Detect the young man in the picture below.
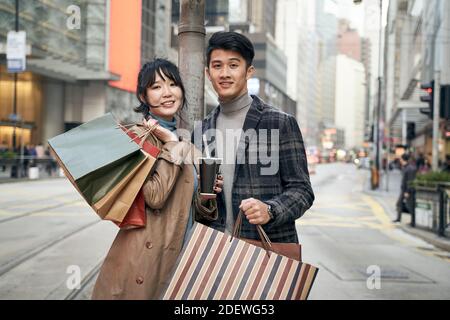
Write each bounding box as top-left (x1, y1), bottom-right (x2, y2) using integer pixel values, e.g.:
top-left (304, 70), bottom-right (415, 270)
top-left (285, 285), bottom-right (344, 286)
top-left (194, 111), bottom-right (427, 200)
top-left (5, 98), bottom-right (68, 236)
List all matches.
top-left (193, 31), bottom-right (314, 243)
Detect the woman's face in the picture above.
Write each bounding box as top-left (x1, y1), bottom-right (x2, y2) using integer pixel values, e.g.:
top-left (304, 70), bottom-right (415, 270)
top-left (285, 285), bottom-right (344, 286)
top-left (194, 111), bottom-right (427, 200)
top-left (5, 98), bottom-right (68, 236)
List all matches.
top-left (144, 71), bottom-right (183, 121)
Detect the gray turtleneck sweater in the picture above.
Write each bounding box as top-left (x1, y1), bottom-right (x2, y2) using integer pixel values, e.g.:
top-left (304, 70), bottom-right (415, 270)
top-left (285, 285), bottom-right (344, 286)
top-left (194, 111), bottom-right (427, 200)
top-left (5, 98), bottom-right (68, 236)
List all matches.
top-left (216, 92), bottom-right (253, 233)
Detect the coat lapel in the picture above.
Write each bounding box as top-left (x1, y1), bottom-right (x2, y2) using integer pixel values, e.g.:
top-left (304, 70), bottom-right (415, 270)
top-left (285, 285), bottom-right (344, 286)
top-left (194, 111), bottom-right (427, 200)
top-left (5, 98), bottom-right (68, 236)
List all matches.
top-left (234, 95), bottom-right (264, 182)
top-left (202, 106), bottom-right (221, 158)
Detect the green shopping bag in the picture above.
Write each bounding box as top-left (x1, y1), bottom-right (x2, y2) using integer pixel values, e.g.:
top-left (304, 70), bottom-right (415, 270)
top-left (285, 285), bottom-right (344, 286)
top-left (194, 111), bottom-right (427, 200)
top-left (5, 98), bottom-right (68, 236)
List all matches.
top-left (47, 113), bottom-right (146, 205)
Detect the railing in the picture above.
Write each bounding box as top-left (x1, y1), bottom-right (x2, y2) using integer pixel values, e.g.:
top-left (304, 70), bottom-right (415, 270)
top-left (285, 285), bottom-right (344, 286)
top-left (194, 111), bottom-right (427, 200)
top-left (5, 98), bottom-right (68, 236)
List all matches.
top-left (412, 182), bottom-right (450, 238)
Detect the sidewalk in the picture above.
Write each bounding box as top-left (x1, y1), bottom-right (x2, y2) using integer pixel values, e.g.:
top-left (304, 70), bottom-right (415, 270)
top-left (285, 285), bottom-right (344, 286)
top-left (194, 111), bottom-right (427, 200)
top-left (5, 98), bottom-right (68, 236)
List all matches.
top-left (363, 168), bottom-right (450, 252)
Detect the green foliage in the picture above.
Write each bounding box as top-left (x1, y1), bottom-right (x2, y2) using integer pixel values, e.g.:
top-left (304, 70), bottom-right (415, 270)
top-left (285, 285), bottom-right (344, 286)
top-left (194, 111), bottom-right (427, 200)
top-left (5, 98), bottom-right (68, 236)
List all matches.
top-left (0, 151), bottom-right (17, 159)
top-left (413, 171), bottom-right (450, 187)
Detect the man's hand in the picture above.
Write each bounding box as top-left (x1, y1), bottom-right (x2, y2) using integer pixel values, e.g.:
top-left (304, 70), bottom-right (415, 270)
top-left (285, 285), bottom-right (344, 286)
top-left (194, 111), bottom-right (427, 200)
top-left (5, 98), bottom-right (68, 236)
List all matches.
top-left (198, 174), bottom-right (223, 202)
top-left (404, 192), bottom-right (410, 198)
top-left (239, 198), bottom-right (271, 225)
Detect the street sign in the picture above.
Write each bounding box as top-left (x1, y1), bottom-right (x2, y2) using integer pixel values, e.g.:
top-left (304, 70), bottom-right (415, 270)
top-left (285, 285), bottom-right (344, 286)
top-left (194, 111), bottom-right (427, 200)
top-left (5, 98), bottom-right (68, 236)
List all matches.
top-left (6, 31), bottom-right (26, 73)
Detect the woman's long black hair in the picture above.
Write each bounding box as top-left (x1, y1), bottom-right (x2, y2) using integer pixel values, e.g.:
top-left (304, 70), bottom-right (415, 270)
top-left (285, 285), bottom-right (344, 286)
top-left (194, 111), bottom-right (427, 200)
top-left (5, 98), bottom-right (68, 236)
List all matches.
top-left (134, 58), bottom-right (187, 123)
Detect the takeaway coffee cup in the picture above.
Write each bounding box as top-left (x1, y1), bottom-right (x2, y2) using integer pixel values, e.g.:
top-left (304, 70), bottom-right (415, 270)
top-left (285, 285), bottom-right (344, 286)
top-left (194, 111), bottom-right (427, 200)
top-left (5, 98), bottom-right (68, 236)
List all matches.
top-left (198, 157), bottom-right (222, 198)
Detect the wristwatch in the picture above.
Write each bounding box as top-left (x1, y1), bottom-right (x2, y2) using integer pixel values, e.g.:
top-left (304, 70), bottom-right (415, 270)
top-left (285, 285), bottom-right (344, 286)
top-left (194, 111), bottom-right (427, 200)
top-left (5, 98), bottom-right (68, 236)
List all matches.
top-left (266, 204), bottom-right (274, 220)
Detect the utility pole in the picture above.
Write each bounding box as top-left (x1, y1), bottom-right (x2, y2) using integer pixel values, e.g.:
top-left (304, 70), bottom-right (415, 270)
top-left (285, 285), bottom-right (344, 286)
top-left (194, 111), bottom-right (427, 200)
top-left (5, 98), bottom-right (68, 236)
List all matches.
top-left (178, 0), bottom-right (206, 131)
top-left (12, 0), bottom-right (19, 152)
top-left (432, 70), bottom-right (441, 171)
top-left (355, 0), bottom-right (383, 189)
top-left (373, 0), bottom-right (383, 189)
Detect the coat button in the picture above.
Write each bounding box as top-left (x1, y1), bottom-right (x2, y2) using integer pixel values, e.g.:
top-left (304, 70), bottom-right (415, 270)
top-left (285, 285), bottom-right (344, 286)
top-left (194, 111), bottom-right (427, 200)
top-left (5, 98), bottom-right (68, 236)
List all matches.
top-left (146, 241), bottom-right (153, 249)
top-left (154, 209), bottom-right (160, 215)
top-left (136, 277), bottom-right (144, 285)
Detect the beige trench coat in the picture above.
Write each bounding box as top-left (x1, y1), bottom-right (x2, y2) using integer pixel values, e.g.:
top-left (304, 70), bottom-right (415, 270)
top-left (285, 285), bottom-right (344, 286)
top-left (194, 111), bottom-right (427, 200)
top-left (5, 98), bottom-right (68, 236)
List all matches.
top-left (91, 127), bottom-right (216, 300)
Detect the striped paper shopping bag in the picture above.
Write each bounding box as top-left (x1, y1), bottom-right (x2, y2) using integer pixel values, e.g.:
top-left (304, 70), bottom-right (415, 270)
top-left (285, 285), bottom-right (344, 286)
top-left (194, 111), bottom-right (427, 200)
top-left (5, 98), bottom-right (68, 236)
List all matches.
top-left (161, 223), bottom-right (318, 300)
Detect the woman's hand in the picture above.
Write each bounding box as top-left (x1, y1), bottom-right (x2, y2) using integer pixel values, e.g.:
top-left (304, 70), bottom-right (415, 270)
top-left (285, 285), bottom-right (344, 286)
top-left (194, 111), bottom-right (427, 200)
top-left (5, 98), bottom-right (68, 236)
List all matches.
top-left (143, 118), bottom-right (177, 143)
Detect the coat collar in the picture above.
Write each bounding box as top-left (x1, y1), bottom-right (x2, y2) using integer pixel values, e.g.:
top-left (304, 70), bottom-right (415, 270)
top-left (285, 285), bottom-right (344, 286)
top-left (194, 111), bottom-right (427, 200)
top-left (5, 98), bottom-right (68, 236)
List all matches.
top-left (203, 95), bottom-right (265, 131)
top-left (202, 95), bottom-right (265, 175)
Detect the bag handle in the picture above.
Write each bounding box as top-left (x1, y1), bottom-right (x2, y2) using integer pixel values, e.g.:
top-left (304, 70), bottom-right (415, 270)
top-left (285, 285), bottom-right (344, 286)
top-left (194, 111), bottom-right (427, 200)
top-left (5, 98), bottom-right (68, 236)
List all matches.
top-left (232, 210), bottom-right (272, 254)
top-left (117, 122), bottom-right (159, 148)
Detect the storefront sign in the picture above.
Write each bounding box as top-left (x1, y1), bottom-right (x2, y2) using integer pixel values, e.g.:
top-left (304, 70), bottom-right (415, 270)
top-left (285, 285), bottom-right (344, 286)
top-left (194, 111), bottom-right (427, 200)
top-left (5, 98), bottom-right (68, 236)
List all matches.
top-left (7, 31), bottom-right (26, 73)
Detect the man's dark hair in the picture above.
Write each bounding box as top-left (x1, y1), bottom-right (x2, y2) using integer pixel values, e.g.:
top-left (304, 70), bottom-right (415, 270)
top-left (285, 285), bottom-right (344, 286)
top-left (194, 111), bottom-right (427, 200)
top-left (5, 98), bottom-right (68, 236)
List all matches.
top-left (206, 31), bottom-right (255, 68)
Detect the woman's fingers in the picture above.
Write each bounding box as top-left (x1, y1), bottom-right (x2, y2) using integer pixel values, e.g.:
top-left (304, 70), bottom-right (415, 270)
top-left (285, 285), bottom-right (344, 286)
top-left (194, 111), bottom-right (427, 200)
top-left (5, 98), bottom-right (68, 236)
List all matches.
top-left (143, 118), bottom-right (158, 129)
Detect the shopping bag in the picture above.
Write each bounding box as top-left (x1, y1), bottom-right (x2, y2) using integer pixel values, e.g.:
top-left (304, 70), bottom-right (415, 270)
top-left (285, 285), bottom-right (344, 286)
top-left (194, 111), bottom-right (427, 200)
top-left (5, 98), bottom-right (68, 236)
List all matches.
top-left (108, 123), bottom-right (160, 228)
top-left (234, 210), bottom-right (302, 261)
top-left (161, 222), bottom-right (319, 300)
top-left (239, 238), bottom-right (301, 261)
top-left (92, 153), bottom-right (156, 223)
top-left (48, 114), bottom-right (160, 226)
top-left (116, 189), bottom-right (146, 229)
top-left (48, 113), bottom-right (144, 205)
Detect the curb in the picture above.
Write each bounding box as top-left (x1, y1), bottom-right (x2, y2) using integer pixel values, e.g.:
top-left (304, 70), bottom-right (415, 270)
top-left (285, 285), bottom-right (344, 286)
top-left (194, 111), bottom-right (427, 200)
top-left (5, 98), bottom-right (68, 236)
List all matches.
top-left (364, 189), bottom-right (450, 253)
top-left (0, 177), bottom-right (65, 184)
top-left (396, 224), bottom-right (450, 252)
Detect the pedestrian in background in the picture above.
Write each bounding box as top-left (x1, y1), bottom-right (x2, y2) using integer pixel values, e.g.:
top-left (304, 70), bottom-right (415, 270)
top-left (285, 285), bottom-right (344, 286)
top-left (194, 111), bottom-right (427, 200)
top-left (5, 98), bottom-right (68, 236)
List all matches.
top-left (441, 155), bottom-right (450, 173)
top-left (416, 152), bottom-right (425, 171)
top-left (394, 153), bottom-right (417, 223)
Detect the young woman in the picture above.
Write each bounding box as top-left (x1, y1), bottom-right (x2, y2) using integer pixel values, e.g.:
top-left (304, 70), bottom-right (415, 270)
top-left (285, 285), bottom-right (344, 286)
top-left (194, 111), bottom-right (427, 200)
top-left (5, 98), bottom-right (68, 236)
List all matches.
top-left (92, 59), bottom-right (222, 300)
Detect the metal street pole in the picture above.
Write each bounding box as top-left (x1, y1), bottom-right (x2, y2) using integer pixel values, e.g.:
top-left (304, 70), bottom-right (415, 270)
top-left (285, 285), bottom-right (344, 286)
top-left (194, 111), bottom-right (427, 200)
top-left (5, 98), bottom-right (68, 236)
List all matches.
top-left (12, 0), bottom-right (19, 152)
top-left (178, 0), bottom-right (206, 131)
top-left (375, 75), bottom-right (381, 189)
top-left (372, 0), bottom-right (383, 189)
top-left (355, 0), bottom-right (383, 189)
top-left (432, 70), bottom-right (441, 171)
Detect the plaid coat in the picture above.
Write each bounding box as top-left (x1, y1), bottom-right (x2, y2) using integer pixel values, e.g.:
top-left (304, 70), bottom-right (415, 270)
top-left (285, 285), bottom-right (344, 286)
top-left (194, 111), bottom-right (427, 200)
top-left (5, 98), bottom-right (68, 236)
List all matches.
top-left (192, 95), bottom-right (314, 243)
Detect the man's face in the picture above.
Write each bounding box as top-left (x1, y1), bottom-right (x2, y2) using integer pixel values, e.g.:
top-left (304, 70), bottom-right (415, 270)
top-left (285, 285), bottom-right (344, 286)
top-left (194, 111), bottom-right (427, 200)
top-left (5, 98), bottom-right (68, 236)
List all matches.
top-left (206, 49), bottom-right (255, 103)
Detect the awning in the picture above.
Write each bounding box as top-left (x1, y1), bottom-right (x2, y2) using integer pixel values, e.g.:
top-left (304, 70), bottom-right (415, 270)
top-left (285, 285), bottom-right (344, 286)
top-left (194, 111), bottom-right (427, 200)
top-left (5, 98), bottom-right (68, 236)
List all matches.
top-left (26, 57), bottom-right (120, 82)
top-left (389, 100), bottom-right (431, 139)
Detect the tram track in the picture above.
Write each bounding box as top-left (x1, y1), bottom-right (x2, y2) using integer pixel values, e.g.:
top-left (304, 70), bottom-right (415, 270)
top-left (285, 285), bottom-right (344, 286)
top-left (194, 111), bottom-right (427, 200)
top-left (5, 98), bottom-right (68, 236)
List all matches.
top-left (64, 259), bottom-right (104, 300)
top-left (0, 220), bottom-right (101, 277)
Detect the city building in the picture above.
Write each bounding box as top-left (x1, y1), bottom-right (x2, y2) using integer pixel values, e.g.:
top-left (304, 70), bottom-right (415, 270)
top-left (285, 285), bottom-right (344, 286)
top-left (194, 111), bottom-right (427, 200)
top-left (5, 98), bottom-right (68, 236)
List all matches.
top-left (0, 0), bottom-right (173, 149)
top-left (384, 0), bottom-right (450, 162)
top-left (335, 54), bottom-right (366, 150)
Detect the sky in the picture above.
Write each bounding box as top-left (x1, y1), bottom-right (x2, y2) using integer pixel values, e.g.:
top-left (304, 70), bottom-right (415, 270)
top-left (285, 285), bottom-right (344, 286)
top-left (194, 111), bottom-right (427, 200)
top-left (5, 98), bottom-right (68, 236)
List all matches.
top-left (326, 0), bottom-right (389, 36)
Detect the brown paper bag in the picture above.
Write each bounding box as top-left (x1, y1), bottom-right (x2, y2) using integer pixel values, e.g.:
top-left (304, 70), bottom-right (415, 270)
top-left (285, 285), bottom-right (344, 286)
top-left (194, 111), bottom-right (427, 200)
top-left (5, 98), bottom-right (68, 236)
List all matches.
top-left (94, 153), bottom-right (156, 223)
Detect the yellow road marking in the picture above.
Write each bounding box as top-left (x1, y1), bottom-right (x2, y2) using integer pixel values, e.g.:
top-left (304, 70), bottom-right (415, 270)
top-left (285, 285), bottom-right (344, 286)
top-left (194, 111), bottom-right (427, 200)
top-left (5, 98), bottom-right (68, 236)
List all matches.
top-left (361, 194), bottom-right (393, 228)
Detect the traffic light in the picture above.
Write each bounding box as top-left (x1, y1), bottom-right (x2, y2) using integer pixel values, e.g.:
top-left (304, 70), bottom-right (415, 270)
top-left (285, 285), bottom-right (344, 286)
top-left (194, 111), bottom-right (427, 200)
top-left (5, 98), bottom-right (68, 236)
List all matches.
top-left (406, 122), bottom-right (415, 141)
top-left (420, 81), bottom-right (434, 119)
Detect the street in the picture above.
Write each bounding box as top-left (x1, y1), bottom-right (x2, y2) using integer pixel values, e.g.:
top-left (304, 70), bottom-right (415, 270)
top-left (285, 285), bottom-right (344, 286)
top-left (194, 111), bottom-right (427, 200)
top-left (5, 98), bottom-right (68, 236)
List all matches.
top-left (303, 163), bottom-right (450, 299)
top-left (0, 163), bottom-right (449, 300)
